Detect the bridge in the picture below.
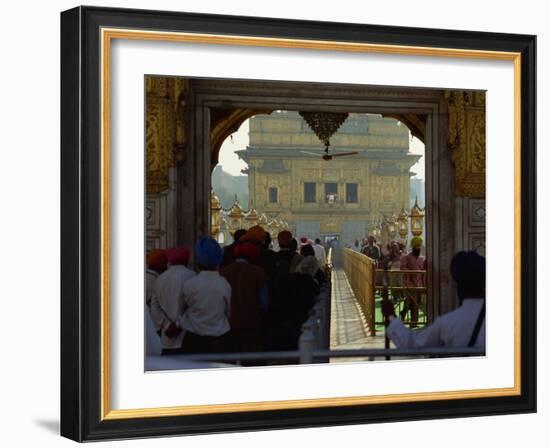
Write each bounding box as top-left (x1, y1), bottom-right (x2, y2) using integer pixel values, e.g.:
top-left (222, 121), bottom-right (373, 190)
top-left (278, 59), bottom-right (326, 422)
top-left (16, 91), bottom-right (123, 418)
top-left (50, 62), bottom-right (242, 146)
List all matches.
top-left (146, 248), bottom-right (484, 371)
top-left (328, 248), bottom-right (427, 362)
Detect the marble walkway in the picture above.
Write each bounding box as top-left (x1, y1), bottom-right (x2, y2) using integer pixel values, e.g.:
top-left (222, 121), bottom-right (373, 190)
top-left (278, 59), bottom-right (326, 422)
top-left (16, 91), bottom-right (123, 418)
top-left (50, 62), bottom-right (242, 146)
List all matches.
top-left (329, 268), bottom-right (387, 362)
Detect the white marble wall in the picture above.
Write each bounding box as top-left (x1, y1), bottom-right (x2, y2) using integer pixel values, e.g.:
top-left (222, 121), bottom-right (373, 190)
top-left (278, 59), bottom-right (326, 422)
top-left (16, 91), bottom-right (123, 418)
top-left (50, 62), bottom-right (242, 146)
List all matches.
top-left (145, 168), bottom-right (177, 251)
top-left (455, 197), bottom-right (486, 256)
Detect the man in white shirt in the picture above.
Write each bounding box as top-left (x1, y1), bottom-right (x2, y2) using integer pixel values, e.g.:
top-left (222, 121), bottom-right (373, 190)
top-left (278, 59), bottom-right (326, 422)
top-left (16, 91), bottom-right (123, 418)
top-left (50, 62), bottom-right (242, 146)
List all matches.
top-left (382, 251), bottom-right (485, 350)
top-left (149, 247), bottom-right (196, 355)
top-left (145, 249), bottom-right (167, 307)
top-left (312, 238), bottom-right (327, 271)
top-left (145, 249), bottom-right (167, 356)
top-left (176, 237), bottom-right (231, 354)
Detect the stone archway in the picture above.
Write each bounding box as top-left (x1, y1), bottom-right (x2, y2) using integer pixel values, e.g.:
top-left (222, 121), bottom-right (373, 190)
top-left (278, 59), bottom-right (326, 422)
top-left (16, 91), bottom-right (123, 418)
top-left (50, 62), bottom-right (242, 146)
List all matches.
top-left (145, 76), bottom-right (486, 320)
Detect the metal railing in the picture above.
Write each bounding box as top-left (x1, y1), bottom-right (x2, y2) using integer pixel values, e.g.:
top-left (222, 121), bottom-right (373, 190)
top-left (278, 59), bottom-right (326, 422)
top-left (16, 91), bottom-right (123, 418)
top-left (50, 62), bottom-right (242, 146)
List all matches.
top-left (375, 268), bottom-right (427, 327)
top-left (326, 247), bottom-right (333, 277)
top-left (148, 347), bottom-right (485, 369)
top-left (298, 282), bottom-right (331, 363)
top-left (342, 248), bottom-right (377, 335)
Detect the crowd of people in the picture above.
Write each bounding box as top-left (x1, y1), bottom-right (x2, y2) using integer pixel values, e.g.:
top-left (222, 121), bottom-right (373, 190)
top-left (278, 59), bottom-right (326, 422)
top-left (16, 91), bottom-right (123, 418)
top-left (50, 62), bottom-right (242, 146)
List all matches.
top-left (145, 226), bottom-right (329, 363)
top-left (358, 236), bottom-right (486, 351)
top-left (145, 229), bottom-right (486, 360)
top-left (382, 250), bottom-right (486, 351)
top-left (353, 235), bottom-right (427, 327)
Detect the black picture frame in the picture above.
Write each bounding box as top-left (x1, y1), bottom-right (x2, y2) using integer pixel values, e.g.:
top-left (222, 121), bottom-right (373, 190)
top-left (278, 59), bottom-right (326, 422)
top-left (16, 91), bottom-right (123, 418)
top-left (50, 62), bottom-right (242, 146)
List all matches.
top-left (61, 5), bottom-right (536, 442)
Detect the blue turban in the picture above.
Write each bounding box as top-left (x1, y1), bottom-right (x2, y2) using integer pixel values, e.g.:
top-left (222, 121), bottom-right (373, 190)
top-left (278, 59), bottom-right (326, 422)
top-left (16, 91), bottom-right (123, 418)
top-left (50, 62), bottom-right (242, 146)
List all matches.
top-left (194, 237), bottom-right (223, 268)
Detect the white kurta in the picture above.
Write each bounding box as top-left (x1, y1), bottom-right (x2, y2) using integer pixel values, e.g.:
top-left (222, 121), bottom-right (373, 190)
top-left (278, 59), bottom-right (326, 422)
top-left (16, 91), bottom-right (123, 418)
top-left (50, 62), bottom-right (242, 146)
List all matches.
top-left (145, 268), bottom-right (158, 306)
top-left (177, 271), bottom-right (231, 337)
top-left (313, 243), bottom-right (327, 267)
top-left (145, 304), bottom-right (162, 356)
top-left (150, 265), bottom-right (196, 349)
top-left (386, 298), bottom-right (486, 349)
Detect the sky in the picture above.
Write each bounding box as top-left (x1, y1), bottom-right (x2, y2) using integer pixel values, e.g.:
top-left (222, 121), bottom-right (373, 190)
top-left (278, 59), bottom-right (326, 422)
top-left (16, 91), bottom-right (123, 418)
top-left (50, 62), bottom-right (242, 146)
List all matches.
top-left (217, 118), bottom-right (425, 180)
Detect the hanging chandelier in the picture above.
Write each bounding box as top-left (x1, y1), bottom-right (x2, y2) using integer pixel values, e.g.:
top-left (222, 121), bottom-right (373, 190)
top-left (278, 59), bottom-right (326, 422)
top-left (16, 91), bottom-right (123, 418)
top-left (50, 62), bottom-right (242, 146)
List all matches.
top-left (299, 111), bottom-right (349, 150)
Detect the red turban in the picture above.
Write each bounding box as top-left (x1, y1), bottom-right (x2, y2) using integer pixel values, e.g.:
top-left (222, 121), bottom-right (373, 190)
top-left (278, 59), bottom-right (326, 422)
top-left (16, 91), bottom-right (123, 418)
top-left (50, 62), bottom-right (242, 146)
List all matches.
top-left (277, 230), bottom-right (293, 247)
top-left (147, 249), bottom-right (167, 270)
top-left (300, 236), bottom-right (308, 243)
top-left (233, 242), bottom-right (261, 261)
top-left (166, 247), bottom-right (190, 265)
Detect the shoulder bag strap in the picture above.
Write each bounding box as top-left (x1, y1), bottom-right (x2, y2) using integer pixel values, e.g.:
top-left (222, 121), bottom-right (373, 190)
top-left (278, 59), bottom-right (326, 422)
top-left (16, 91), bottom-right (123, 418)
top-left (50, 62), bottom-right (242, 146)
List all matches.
top-left (467, 302), bottom-right (486, 347)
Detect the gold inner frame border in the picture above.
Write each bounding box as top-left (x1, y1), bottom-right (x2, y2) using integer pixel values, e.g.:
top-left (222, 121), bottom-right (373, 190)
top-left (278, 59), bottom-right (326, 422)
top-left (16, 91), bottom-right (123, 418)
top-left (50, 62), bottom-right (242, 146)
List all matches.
top-left (100, 27), bottom-right (522, 420)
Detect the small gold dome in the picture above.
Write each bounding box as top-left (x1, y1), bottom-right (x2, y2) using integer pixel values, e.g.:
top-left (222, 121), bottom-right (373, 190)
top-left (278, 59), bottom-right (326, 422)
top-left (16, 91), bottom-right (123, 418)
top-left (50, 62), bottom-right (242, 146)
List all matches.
top-left (410, 196), bottom-right (425, 218)
top-left (228, 199), bottom-right (245, 218)
top-left (245, 207), bottom-right (259, 221)
top-left (211, 190), bottom-right (222, 210)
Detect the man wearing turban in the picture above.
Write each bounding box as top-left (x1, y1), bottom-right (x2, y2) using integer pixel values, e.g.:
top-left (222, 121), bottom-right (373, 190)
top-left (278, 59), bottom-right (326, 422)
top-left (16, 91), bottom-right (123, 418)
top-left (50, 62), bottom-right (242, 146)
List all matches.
top-left (382, 251), bottom-right (485, 350)
top-left (221, 242), bottom-right (268, 356)
top-left (146, 249), bottom-right (167, 307)
top-left (221, 228), bottom-right (247, 268)
top-left (175, 237), bottom-right (232, 354)
top-left (145, 249), bottom-right (167, 356)
top-left (242, 225), bottom-right (266, 244)
top-left (361, 235), bottom-right (381, 262)
top-left (277, 230), bottom-right (292, 248)
top-left (149, 246), bottom-right (196, 355)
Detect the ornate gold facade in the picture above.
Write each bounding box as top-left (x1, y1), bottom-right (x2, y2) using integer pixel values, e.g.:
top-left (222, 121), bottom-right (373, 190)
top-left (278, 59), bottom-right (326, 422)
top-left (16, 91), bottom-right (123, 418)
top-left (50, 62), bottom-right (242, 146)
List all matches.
top-left (445, 90), bottom-right (486, 198)
top-left (238, 112), bottom-right (420, 244)
top-left (145, 76), bottom-right (188, 194)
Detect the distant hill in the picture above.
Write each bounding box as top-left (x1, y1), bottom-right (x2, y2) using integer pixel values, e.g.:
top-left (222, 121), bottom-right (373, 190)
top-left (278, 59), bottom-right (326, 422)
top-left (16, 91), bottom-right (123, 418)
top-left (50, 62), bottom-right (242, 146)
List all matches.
top-left (212, 165), bottom-right (249, 209)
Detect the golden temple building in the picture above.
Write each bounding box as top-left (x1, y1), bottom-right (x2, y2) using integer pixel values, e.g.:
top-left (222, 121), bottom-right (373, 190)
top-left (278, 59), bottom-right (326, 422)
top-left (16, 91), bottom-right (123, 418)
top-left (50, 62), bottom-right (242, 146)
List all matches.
top-left (237, 111), bottom-right (421, 245)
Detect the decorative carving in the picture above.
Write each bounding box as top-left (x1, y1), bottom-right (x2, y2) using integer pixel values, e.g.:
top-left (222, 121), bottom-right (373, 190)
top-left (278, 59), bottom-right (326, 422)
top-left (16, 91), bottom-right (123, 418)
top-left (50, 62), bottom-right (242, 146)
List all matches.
top-left (173, 78), bottom-right (189, 165)
top-left (468, 111), bottom-right (486, 174)
top-left (145, 76), bottom-right (190, 194)
top-left (445, 90), bottom-right (486, 197)
top-left (470, 234), bottom-right (486, 257)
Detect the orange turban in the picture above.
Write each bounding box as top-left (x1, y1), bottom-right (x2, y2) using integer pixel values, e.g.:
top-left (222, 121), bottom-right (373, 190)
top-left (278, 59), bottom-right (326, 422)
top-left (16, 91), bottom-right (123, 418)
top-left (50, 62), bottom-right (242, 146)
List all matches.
top-left (234, 242), bottom-right (261, 261)
top-left (147, 249), bottom-right (167, 270)
top-left (242, 225), bottom-right (266, 243)
top-left (166, 247), bottom-right (191, 265)
top-left (278, 230), bottom-right (293, 247)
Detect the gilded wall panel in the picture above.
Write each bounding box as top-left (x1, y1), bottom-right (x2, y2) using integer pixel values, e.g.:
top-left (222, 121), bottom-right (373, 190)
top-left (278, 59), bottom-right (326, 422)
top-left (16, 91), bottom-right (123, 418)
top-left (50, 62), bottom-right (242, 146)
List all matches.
top-left (445, 90), bottom-right (486, 197)
top-left (146, 96), bottom-right (176, 194)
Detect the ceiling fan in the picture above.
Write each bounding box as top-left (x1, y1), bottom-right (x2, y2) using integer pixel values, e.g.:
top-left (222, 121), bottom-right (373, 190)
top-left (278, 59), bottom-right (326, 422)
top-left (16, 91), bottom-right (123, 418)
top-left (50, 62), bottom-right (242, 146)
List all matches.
top-left (300, 149), bottom-right (359, 161)
top-left (298, 111), bottom-right (358, 160)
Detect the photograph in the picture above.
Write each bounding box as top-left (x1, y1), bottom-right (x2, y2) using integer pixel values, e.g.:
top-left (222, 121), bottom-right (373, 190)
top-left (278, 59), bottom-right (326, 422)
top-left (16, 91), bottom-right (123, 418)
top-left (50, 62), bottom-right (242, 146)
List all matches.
top-left (144, 76), bottom-right (487, 370)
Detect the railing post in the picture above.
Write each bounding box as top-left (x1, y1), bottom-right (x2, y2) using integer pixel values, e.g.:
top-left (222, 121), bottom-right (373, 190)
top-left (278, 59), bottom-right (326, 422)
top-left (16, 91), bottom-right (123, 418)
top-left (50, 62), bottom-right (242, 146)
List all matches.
top-left (369, 259), bottom-right (376, 336)
top-left (299, 326), bottom-right (314, 364)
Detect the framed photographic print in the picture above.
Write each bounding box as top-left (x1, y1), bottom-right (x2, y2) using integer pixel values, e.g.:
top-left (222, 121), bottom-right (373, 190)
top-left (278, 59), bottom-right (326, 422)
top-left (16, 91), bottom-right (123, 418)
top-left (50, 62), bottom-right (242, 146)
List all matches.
top-left (60, 5), bottom-right (536, 442)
